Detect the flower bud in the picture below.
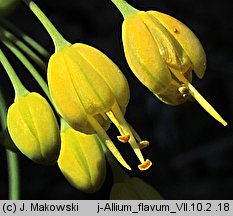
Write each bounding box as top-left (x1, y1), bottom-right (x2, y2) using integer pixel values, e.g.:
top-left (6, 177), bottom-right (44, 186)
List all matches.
top-left (7, 92), bottom-right (60, 165)
top-left (58, 122), bottom-right (106, 193)
top-left (122, 11), bottom-right (227, 126)
top-left (48, 43), bottom-right (152, 171)
top-left (110, 177), bottom-right (163, 200)
top-left (0, 0), bottom-right (19, 17)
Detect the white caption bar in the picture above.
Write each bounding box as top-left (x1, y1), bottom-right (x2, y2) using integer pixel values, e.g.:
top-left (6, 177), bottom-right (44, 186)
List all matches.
top-left (0, 200), bottom-right (232, 216)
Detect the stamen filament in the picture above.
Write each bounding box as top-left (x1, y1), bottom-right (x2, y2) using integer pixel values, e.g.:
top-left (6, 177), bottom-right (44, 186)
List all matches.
top-left (106, 110), bottom-right (126, 135)
top-left (128, 124), bottom-right (150, 149)
top-left (171, 69), bottom-right (227, 126)
top-left (107, 108), bottom-right (143, 162)
top-left (128, 124), bottom-right (142, 142)
top-left (108, 103), bottom-right (152, 170)
top-left (87, 115), bottom-right (131, 170)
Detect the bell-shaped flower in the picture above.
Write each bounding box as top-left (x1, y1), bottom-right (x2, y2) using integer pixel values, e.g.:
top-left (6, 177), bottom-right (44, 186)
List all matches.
top-left (112, 0), bottom-right (227, 126)
top-left (123, 11), bottom-right (205, 105)
top-left (7, 92), bottom-right (60, 165)
top-left (58, 120), bottom-right (106, 193)
top-left (48, 43), bottom-right (152, 171)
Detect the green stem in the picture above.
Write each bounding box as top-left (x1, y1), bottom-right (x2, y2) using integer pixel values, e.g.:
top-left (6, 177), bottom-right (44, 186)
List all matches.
top-left (111, 0), bottom-right (138, 19)
top-left (0, 87), bottom-right (7, 128)
top-left (0, 35), bottom-right (51, 100)
top-left (22, 0), bottom-right (70, 52)
top-left (1, 89), bottom-right (20, 199)
top-left (0, 49), bottom-right (29, 100)
top-left (6, 150), bottom-right (20, 200)
top-left (96, 134), bottom-right (129, 183)
top-left (0, 18), bottom-right (50, 58)
top-left (0, 26), bottom-right (46, 70)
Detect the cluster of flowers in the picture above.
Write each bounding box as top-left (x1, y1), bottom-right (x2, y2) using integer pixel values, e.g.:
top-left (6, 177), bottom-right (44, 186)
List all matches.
top-left (0, 0), bottom-right (227, 199)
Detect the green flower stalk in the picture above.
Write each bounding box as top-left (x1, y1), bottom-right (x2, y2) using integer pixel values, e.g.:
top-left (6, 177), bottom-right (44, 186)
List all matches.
top-left (0, 84), bottom-right (20, 199)
top-left (0, 18), bottom-right (50, 58)
top-left (0, 26), bottom-right (46, 70)
top-left (0, 0), bottom-right (19, 17)
top-left (23, 0), bottom-right (152, 171)
top-left (58, 120), bottom-right (106, 193)
top-left (111, 0), bottom-right (227, 126)
top-left (0, 49), bottom-right (60, 165)
top-left (0, 31), bottom-right (50, 99)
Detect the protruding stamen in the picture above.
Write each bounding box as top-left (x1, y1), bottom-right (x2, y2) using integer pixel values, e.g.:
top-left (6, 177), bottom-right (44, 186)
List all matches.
top-left (87, 115), bottom-right (131, 170)
top-left (107, 103), bottom-right (152, 170)
top-left (129, 125), bottom-right (150, 149)
top-left (128, 123), bottom-right (142, 143)
top-left (139, 140), bottom-right (150, 149)
top-left (106, 110), bottom-right (125, 135)
top-left (138, 159), bottom-right (152, 171)
top-left (171, 68), bottom-right (227, 126)
top-left (188, 83), bottom-right (227, 126)
top-left (117, 134), bottom-right (130, 143)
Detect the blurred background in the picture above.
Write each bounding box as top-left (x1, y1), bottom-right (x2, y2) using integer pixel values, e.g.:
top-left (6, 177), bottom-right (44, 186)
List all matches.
top-left (0, 0), bottom-right (232, 199)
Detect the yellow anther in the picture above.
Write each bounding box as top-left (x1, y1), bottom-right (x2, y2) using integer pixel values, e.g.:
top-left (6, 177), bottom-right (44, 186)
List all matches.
top-left (139, 140), bottom-right (150, 149)
top-left (106, 103), bottom-right (152, 170)
top-left (117, 134), bottom-right (130, 143)
top-left (138, 159), bottom-right (152, 171)
top-left (178, 85), bottom-right (189, 96)
top-left (87, 115), bottom-right (131, 170)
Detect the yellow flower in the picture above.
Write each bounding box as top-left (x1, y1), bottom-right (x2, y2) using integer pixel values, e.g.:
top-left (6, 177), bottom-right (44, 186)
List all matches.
top-left (48, 43), bottom-right (152, 171)
top-left (7, 92), bottom-right (60, 165)
top-left (122, 10), bottom-right (227, 126)
top-left (123, 11), bottom-right (204, 105)
top-left (58, 120), bottom-right (106, 193)
top-left (110, 177), bottom-right (163, 200)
